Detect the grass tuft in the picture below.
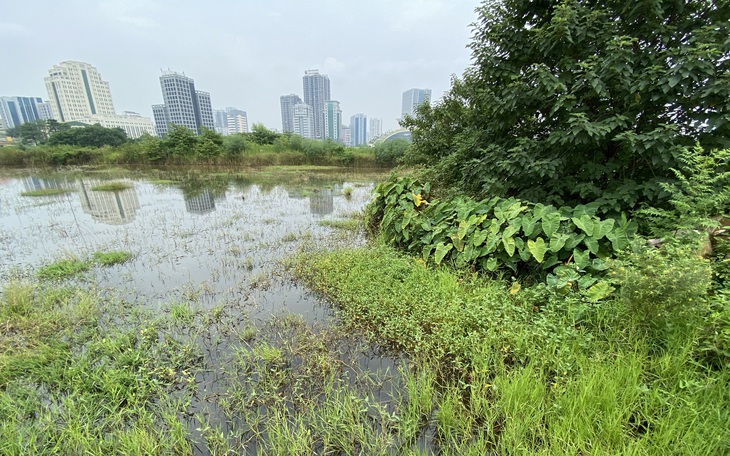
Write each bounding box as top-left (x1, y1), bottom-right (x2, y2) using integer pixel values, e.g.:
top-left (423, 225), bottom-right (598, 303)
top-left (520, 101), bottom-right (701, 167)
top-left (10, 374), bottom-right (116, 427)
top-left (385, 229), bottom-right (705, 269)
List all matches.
top-left (93, 250), bottom-right (134, 266)
top-left (37, 258), bottom-right (91, 280)
top-left (91, 182), bottom-right (132, 191)
top-left (20, 188), bottom-right (71, 197)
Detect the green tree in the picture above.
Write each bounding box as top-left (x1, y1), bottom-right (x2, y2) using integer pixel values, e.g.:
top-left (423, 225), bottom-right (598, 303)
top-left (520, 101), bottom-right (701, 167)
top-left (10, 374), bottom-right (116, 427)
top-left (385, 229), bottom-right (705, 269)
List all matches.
top-left (374, 138), bottom-right (410, 165)
top-left (163, 124), bottom-right (198, 157)
top-left (18, 120), bottom-right (49, 145)
top-left (196, 127), bottom-right (224, 157)
top-left (223, 133), bottom-right (248, 155)
top-left (403, 0), bottom-right (730, 215)
top-left (48, 124), bottom-right (127, 147)
top-left (247, 123), bottom-right (280, 145)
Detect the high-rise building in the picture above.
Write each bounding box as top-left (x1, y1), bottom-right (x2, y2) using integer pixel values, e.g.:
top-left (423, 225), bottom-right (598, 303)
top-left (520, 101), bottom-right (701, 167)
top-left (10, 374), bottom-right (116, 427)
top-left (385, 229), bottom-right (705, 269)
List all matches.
top-left (292, 103), bottom-right (314, 139)
top-left (155, 71), bottom-right (214, 135)
top-left (302, 70), bottom-right (331, 140)
top-left (323, 100), bottom-right (342, 142)
top-left (350, 113), bottom-right (367, 146)
top-left (369, 117), bottom-right (383, 142)
top-left (152, 104), bottom-right (168, 137)
top-left (196, 91), bottom-right (215, 132)
top-left (401, 88), bottom-right (432, 118)
top-left (342, 125), bottom-right (352, 147)
top-left (226, 108), bottom-right (249, 134)
top-left (44, 61), bottom-right (153, 138)
top-left (44, 61), bottom-right (116, 122)
top-left (280, 94), bottom-right (302, 133)
top-left (0, 97), bottom-right (49, 129)
top-left (213, 109), bottom-right (229, 135)
top-left (37, 101), bottom-right (53, 121)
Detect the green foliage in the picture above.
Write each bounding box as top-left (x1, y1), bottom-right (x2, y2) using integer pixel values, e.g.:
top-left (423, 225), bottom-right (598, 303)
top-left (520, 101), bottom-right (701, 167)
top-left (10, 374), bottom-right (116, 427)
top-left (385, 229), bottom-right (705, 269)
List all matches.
top-left (20, 188), bottom-right (71, 197)
top-left (639, 146), bottom-right (730, 236)
top-left (196, 127), bottom-right (224, 157)
top-left (18, 120), bottom-right (49, 145)
top-left (366, 175), bottom-right (636, 290)
top-left (91, 182), bottom-right (132, 192)
top-left (374, 138), bottom-right (410, 166)
top-left (222, 133), bottom-right (248, 155)
top-left (163, 124), bottom-right (198, 156)
top-left (247, 123), bottom-right (281, 145)
top-left (611, 240), bottom-right (712, 346)
top-left (47, 123), bottom-right (128, 148)
top-left (92, 251), bottom-right (134, 266)
top-left (37, 258), bottom-right (91, 280)
top-left (403, 0), bottom-right (730, 215)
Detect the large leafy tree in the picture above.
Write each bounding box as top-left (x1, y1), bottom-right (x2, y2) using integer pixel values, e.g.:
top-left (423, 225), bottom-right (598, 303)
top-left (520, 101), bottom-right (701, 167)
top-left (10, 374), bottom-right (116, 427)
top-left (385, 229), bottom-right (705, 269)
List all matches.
top-left (403, 0), bottom-right (730, 214)
top-left (48, 124), bottom-right (127, 147)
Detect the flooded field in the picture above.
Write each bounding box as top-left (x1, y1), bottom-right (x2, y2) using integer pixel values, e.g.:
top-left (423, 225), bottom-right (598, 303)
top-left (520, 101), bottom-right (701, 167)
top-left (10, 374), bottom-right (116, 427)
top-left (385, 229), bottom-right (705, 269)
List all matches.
top-left (0, 167), bottom-right (414, 454)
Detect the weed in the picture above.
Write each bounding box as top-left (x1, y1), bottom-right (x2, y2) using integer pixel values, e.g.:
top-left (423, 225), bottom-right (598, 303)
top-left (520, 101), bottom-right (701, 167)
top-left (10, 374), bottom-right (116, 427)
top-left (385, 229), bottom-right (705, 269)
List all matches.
top-left (343, 186), bottom-right (353, 199)
top-left (37, 257), bottom-right (91, 280)
top-left (91, 182), bottom-right (132, 191)
top-left (20, 188), bottom-right (71, 197)
top-left (93, 250), bottom-right (134, 266)
top-left (319, 218), bottom-right (360, 231)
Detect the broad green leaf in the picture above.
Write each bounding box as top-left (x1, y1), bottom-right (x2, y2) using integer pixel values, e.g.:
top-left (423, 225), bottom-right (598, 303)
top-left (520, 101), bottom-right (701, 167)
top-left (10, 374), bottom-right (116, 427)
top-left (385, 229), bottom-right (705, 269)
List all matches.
top-left (434, 242), bottom-right (453, 265)
top-left (527, 237), bottom-right (547, 263)
top-left (595, 219), bottom-right (615, 239)
top-left (422, 244), bottom-right (433, 262)
top-left (549, 233), bottom-right (569, 252)
top-left (502, 234), bottom-right (516, 257)
top-left (573, 249), bottom-right (590, 269)
top-left (606, 227), bottom-right (630, 250)
top-left (486, 257), bottom-right (498, 271)
top-left (522, 216), bottom-right (538, 237)
top-left (472, 229), bottom-right (488, 246)
top-left (489, 219), bottom-right (501, 234)
top-left (583, 236), bottom-right (600, 254)
top-left (584, 281), bottom-right (616, 302)
top-left (565, 233), bottom-right (585, 250)
top-left (542, 212), bottom-right (561, 238)
top-left (572, 214), bottom-right (594, 236)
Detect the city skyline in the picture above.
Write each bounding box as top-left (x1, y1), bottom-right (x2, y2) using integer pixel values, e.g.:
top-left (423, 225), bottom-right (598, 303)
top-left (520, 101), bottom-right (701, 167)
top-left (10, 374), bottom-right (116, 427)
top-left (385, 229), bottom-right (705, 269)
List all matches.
top-left (1, 1), bottom-right (475, 133)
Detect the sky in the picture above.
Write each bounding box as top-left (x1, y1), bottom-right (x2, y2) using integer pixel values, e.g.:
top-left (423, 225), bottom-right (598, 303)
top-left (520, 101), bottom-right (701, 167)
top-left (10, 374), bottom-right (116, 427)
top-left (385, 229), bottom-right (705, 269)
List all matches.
top-left (1, 0), bottom-right (479, 132)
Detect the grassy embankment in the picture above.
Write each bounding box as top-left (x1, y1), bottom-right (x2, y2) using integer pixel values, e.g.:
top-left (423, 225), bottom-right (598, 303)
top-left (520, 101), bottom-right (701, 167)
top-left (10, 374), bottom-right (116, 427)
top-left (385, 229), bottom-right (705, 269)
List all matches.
top-left (290, 241), bottom-right (730, 454)
top-left (0, 144), bottom-right (382, 169)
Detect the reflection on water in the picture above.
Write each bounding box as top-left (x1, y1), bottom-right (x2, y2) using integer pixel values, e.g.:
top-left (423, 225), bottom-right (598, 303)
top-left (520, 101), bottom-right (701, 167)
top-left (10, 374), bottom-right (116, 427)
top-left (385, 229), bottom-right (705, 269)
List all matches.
top-left (78, 179), bottom-right (140, 225)
top-left (23, 176), bottom-right (72, 192)
top-left (310, 188), bottom-right (334, 216)
top-left (185, 188), bottom-right (218, 214)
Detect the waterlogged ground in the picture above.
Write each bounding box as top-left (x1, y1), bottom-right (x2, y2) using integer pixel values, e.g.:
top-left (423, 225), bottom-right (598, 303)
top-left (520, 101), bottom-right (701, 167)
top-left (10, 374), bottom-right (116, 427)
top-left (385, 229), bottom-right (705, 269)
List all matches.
top-left (0, 167), bottom-right (410, 455)
top-left (0, 168), bottom-right (376, 313)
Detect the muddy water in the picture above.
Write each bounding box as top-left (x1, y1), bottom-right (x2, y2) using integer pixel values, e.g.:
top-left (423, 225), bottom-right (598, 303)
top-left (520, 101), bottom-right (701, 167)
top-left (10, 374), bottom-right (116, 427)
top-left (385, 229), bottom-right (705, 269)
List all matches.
top-left (0, 167), bottom-right (406, 453)
top-left (0, 168), bottom-right (379, 316)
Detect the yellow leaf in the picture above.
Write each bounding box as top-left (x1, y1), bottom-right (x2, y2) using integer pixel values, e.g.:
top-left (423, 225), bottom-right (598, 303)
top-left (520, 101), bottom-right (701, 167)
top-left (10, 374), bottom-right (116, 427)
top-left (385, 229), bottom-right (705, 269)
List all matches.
top-left (510, 281), bottom-right (521, 294)
top-left (413, 193), bottom-right (423, 207)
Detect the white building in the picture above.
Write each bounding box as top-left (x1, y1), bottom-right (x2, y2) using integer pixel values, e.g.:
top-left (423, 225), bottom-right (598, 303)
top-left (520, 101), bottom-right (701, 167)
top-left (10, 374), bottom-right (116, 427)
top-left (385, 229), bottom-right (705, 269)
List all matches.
top-left (77, 113), bottom-right (155, 139)
top-left (44, 61), bottom-right (116, 122)
top-left (226, 108), bottom-right (248, 134)
top-left (369, 117), bottom-right (383, 142)
top-left (292, 103), bottom-right (314, 139)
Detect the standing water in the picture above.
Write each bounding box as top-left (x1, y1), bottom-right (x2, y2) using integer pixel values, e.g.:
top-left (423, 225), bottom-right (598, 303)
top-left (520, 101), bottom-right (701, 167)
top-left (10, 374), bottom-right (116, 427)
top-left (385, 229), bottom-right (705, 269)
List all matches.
top-left (0, 167), bottom-right (410, 455)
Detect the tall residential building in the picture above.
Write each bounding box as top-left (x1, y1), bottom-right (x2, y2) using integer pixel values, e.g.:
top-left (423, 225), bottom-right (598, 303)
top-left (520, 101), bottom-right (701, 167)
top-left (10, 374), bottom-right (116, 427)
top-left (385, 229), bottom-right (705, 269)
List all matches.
top-left (350, 113), bottom-right (367, 146)
top-left (323, 100), bottom-right (342, 142)
top-left (37, 101), bottom-right (53, 121)
top-left (226, 108), bottom-right (249, 134)
top-left (213, 109), bottom-right (229, 135)
top-left (369, 117), bottom-right (383, 142)
top-left (0, 97), bottom-right (48, 129)
top-left (401, 88), bottom-right (432, 118)
top-left (292, 103), bottom-right (314, 139)
top-left (280, 94), bottom-right (302, 133)
top-left (44, 61), bottom-right (116, 122)
top-left (152, 104), bottom-right (168, 137)
top-left (196, 91), bottom-right (215, 132)
top-left (155, 71), bottom-right (214, 135)
top-left (302, 70), bottom-right (330, 140)
top-left (342, 125), bottom-right (352, 147)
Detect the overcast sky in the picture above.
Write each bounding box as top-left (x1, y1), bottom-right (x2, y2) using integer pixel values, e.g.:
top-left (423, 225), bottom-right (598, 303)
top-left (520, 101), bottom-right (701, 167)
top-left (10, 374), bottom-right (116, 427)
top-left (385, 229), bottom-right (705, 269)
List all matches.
top-left (1, 0), bottom-right (479, 132)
